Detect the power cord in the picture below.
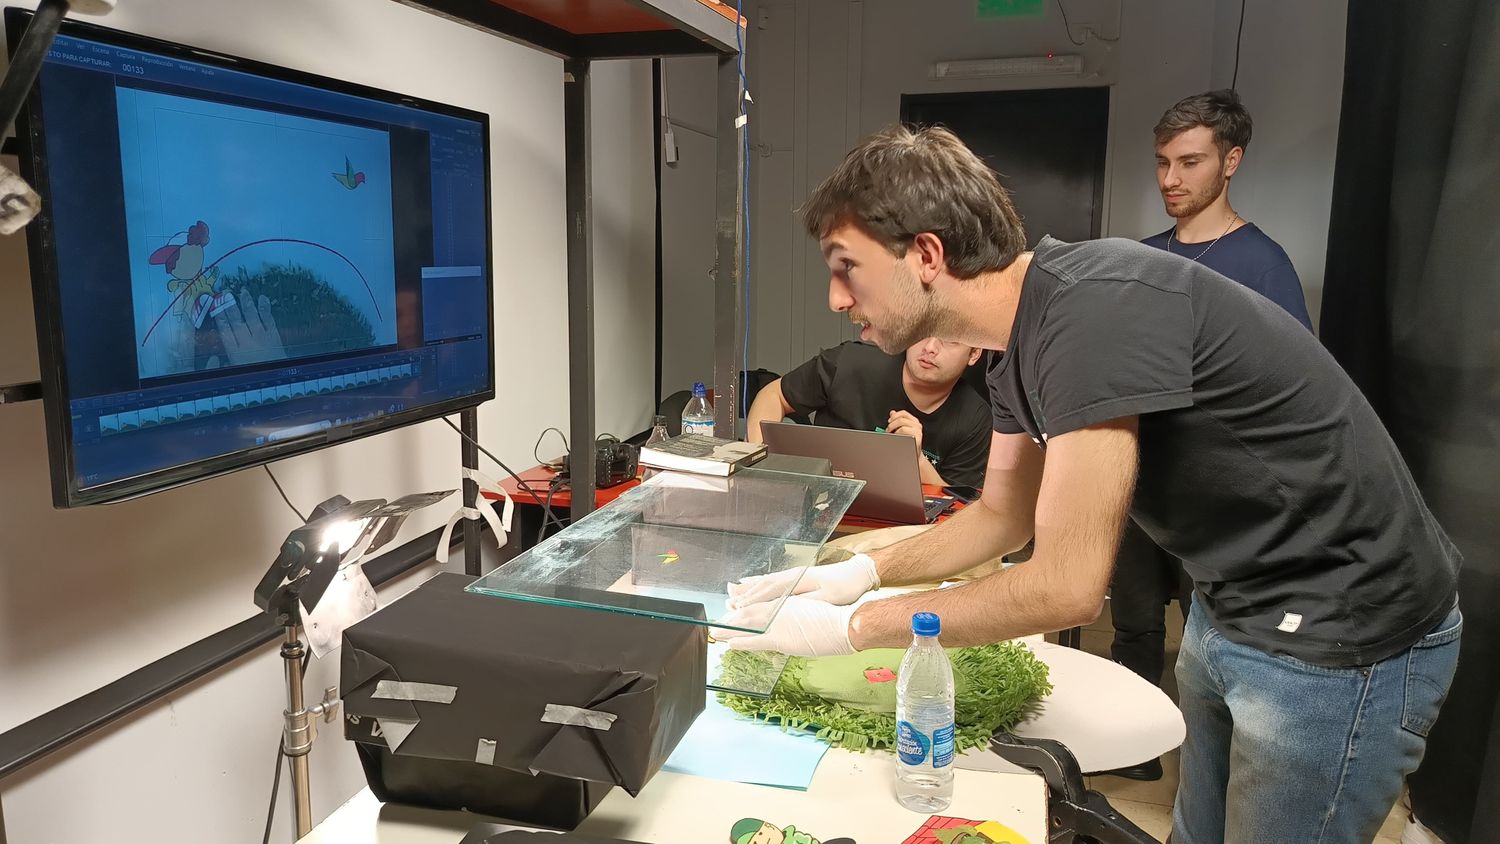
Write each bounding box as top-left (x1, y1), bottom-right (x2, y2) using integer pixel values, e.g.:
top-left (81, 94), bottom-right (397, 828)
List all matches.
top-left (1056, 0), bottom-right (1086, 47)
top-left (1231, 0), bottom-right (1246, 89)
top-left (264, 465), bottom-right (308, 523)
top-left (540, 476), bottom-right (565, 546)
top-left (260, 737), bottom-right (285, 844)
top-left (442, 416), bottom-right (568, 537)
top-left (1055, 0), bottom-right (1119, 46)
top-left (533, 426), bottom-right (569, 467)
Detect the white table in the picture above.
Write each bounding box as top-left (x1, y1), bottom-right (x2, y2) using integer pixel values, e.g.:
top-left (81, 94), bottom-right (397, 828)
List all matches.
top-left (300, 637), bottom-right (1181, 843)
top-left (301, 750), bottom-right (1048, 844)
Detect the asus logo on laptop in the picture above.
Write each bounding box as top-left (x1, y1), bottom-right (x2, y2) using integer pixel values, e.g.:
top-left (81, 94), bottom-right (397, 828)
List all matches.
top-left (833, 469), bottom-right (856, 479)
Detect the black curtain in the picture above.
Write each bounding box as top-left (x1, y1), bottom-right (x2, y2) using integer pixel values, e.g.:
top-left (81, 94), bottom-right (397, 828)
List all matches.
top-left (1320, 2), bottom-right (1500, 841)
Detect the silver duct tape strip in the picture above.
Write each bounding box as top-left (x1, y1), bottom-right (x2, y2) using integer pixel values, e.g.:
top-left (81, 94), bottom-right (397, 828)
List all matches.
top-left (372, 680), bottom-right (458, 704)
top-left (540, 703), bottom-right (618, 731)
top-left (379, 718), bottom-right (419, 753)
top-left (475, 738), bottom-right (497, 766)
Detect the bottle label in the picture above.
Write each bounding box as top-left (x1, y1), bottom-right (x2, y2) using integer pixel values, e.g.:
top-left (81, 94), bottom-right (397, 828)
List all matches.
top-left (682, 420), bottom-right (715, 436)
top-left (896, 721), bottom-right (930, 766)
top-left (932, 723), bottom-right (954, 769)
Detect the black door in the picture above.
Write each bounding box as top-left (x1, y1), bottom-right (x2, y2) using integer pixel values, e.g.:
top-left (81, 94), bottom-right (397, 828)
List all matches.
top-left (901, 87), bottom-right (1110, 244)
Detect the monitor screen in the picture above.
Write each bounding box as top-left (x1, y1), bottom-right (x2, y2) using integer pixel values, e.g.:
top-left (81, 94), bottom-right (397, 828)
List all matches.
top-left (10, 10), bottom-right (494, 506)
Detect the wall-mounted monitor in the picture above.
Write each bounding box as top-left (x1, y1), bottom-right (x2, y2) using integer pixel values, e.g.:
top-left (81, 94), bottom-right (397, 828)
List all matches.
top-left (8, 9), bottom-right (494, 506)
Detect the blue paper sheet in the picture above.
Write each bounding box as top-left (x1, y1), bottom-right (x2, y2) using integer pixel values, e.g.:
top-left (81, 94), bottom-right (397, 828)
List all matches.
top-left (663, 693), bottom-right (829, 790)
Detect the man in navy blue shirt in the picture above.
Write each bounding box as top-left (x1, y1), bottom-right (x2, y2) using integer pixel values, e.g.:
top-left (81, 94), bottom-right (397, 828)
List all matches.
top-left (1105, 90), bottom-right (1316, 781)
top-left (1144, 89), bottom-right (1312, 328)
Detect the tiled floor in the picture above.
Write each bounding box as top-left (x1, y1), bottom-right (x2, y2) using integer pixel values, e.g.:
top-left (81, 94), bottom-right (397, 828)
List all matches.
top-left (1059, 600), bottom-right (1409, 843)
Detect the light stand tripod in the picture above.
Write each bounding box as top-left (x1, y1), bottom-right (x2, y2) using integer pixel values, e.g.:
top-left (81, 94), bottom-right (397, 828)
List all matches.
top-left (254, 491), bottom-right (453, 840)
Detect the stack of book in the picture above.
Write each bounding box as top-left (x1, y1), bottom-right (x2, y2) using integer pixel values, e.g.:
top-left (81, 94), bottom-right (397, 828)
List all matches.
top-left (638, 433), bottom-right (767, 477)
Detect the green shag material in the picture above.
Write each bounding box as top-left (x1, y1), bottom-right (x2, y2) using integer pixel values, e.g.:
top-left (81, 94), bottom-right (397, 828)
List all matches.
top-left (716, 642), bottom-right (1051, 752)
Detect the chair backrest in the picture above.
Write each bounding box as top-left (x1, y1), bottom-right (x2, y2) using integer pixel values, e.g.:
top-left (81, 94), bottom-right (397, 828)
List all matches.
top-left (656, 389), bottom-right (693, 437)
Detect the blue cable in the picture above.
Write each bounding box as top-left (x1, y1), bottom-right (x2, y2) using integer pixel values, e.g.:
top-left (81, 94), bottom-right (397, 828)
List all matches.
top-left (734, 0), bottom-right (751, 433)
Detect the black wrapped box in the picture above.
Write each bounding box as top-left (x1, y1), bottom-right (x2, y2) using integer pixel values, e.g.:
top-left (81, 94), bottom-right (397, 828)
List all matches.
top-left (340, 573), bottom-right (706, 828)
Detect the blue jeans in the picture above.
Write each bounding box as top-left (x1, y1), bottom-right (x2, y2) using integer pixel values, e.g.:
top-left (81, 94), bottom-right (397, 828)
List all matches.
top-left (1172, 597), bottom-right (1461, 844)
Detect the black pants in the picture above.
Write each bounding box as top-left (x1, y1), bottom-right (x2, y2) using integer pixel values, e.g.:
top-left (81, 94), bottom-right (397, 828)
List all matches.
top-left (1109, 520), bottom-right (1193, 687)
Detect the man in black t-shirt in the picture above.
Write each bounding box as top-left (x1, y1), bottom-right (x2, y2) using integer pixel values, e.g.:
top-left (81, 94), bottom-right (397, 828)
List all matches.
top-left (745, 338), bottom-right (990, 488)
top-left (719, 126), bottom-right (1462, 844)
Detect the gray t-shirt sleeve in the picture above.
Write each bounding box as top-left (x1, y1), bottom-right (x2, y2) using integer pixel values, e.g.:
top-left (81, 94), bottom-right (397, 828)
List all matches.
top-left (778, 345), bottom-right (840, 416)
top-left (987, 366), bottom-right (1026, 435)
top-left (1033, 279), bottom-right (1195, 436)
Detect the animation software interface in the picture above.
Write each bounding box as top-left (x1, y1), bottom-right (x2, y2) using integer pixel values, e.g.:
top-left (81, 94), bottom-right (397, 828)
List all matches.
top-left (35, 31), bottom-right (492, 491)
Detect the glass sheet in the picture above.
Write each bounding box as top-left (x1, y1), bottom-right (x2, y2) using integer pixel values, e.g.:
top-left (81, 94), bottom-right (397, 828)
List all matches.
top-left (707, 643), bottom-right (788, 698)
top-left (467, 468), bottom-right (865, 633)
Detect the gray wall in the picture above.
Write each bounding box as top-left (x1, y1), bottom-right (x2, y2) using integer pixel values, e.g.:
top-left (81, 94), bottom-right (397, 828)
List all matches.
top-left (0, 2), bottom-right (654, 840)
top-left (655, 0), bottom-right (1346, 378)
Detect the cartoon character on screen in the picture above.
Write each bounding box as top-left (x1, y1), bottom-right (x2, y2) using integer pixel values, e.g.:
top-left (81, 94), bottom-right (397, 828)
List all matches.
top-left (149, 219), bottom-right (234, 328)
top-left (729, 817), bottom-right (855, 844)
top-left (332, 156), bottom-right (366, 190)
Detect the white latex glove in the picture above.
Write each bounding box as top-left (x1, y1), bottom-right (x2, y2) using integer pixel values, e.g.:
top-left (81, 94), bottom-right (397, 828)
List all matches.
top-left (713, 595), bottom-right (859, 657)
top-left (727, 552), bottom-right (880, 609)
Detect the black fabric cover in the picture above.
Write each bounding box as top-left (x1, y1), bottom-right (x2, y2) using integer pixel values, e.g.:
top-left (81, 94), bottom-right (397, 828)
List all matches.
top-left (341, 573), bottom-right (706, 828)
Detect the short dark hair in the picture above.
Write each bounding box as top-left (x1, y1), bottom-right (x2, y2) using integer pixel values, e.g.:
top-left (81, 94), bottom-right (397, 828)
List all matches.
top-left (1154, 89), bottom-right (1253, 157)
top-left (800, 124), bottom-right (1027, 279)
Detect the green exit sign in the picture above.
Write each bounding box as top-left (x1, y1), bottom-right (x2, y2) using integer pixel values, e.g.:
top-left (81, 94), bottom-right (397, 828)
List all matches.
top-left (978, 0), bottom-right (1044, 18)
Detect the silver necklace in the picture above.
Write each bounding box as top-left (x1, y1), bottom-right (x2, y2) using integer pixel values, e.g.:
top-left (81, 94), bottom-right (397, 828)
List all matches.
top-left (1169, 214), bottom-right (1239, 261)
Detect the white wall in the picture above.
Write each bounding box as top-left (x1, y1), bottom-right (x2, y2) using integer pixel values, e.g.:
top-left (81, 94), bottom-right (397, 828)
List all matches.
top-left (659, 56), bottom-right (722, 401)
top-left (732, 0), bottom-right (1345, 374)
top-left (590, 60), bottom-right (658, 438)
top-left (0, 2), bottom-right (654, 840)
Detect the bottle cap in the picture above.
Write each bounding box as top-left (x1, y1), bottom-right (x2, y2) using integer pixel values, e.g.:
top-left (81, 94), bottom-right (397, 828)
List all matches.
top-left (692, 382), bottom-right (706, 397)
top-left (912, 612), bottom-right (940, 637)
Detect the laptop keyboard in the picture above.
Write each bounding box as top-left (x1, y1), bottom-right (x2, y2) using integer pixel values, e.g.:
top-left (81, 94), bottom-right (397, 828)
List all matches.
top-left (923, 496), bottom-right (955, 522)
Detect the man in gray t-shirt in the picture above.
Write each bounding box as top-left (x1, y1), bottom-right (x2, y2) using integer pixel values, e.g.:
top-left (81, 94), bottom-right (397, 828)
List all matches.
top-left (718, 125), bottom-right (1462, 844)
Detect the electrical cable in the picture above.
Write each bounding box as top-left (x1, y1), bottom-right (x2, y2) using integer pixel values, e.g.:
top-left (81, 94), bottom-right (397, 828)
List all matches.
top-left (540, 477), bottom-right (564, 546)
top-left (264, 465), bottom-right (308, 523)
top-left (1231, 0), bottom-right (1247, 89)
top-left (1056, 0), bottom-right (1087, 47)
top-left (259, 651), bottom-right (311, 844)
top-left (260, 737), bottom-right (286, 844)
top-left (1052, 0), bottom-right (1119, 45)
top-left (533, 426), bottom-right (569, 467)
top-left (442, 416), bottom-right (567, 536)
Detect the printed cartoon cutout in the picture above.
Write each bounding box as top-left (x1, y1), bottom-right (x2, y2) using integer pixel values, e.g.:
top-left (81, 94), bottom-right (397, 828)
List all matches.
top-left (729, 817), bottom-right (855, 844)
top-left (902, 816), bottom-right (1030, 844)
top-left (149, 220), bottom-right (234, 328)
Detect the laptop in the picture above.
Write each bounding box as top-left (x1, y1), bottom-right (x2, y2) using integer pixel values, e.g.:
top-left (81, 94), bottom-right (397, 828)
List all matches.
top-left (759, 421), bottom-right (955, 524)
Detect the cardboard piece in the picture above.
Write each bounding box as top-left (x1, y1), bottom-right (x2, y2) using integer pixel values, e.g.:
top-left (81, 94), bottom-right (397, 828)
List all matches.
top-left (341, 573), bottom-right (707, 828)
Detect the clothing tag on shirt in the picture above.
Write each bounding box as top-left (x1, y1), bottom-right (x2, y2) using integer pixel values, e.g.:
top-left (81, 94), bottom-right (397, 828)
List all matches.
top-left (1277, 612), bottom-right (1303, 633)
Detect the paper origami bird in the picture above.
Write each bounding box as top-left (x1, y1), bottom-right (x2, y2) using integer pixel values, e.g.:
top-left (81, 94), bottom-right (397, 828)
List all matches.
top-left (333, 156), bottom-right (366, 190)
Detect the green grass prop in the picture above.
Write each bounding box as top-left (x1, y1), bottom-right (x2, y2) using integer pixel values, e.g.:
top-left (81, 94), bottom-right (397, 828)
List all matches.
top-left (717, 643), bottom-right (1051, 752)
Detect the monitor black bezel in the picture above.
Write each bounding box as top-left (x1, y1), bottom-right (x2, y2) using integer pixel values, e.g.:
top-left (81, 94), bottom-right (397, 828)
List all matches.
top-left (6, 7), bottom-right (497, 507)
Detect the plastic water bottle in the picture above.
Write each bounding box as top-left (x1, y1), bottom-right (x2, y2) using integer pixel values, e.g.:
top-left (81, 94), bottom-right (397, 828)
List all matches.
top-left (641, 415), bottom-right (670, 480)
top-left (681, 382), bottom-right (716, 436)
top-left (645, 415), bottom-right (670, 447)
top-left (896, 612), bottom-right (955, 812)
